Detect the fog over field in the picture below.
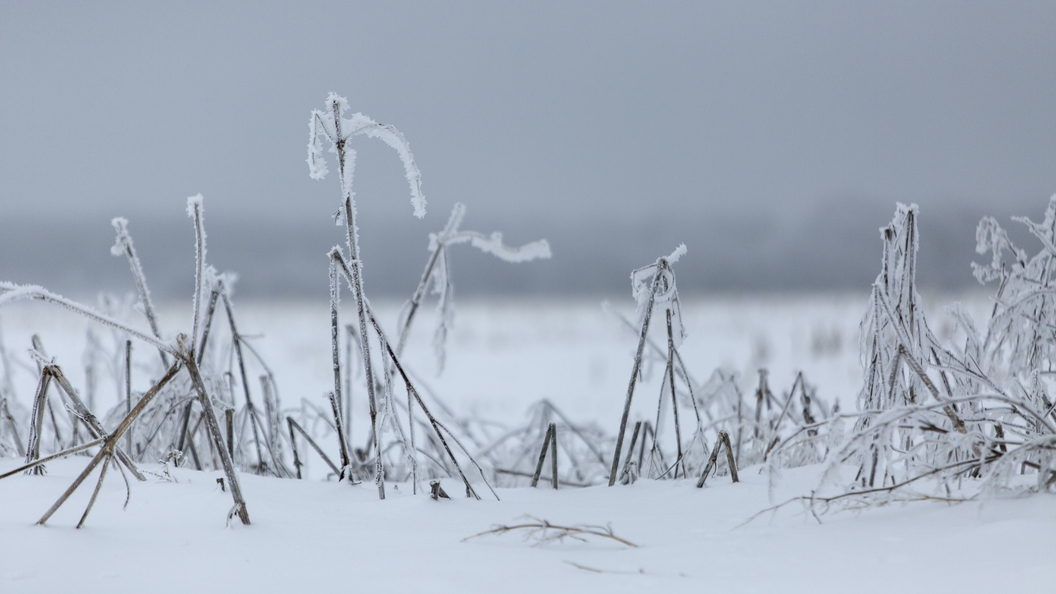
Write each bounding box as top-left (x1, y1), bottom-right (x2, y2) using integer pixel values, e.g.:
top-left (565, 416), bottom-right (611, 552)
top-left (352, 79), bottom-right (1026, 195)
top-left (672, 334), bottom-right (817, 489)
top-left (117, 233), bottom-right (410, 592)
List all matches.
top-left (2, 2), bottom-right (1054, 299)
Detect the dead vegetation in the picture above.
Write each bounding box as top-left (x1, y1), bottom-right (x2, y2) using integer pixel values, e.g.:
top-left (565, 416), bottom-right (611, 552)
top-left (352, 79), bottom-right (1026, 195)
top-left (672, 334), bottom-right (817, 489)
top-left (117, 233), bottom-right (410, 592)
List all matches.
top-left (0, 93), bottom-right (1051, 530)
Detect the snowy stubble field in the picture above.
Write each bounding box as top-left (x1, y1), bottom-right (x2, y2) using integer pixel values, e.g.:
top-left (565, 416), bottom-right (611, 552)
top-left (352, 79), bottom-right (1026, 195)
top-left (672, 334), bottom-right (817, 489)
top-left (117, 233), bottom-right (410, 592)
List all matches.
top-left (0, 293), bottom-right (1053, 593)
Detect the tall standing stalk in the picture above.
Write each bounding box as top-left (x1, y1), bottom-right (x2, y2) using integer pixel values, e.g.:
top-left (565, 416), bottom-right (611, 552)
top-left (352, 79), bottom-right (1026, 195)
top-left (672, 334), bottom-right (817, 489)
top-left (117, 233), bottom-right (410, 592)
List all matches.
top-left (330, 248), bottom-right (382, 498)
top-left (337, 187), bottom-right (383, 497)
top-left (608, 262), bottom-right (664, 486)
top-left (309, 93), bottom-right (426, 499)
top-left (608, 246), bottom-right (686, 486)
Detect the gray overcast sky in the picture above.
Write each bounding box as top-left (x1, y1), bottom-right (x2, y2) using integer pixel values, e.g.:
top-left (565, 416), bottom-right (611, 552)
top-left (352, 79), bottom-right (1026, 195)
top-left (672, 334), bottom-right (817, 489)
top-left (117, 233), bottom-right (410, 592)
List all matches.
top-left (1, 2), bottom-right (1054, 298)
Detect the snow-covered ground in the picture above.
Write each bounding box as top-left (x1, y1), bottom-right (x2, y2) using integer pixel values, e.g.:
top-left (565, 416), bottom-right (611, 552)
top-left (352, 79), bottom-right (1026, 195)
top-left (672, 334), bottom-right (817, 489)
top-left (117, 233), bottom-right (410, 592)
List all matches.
top-left (2, 457), bottom-right (1052, 593)
top-left (0, 294), bottom-right (1052, 593)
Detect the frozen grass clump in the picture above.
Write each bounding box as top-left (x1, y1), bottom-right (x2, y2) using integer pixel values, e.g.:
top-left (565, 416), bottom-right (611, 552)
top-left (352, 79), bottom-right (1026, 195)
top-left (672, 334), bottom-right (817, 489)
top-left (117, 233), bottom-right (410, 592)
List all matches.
top-left (765, 200), bottom-right (1056, 514)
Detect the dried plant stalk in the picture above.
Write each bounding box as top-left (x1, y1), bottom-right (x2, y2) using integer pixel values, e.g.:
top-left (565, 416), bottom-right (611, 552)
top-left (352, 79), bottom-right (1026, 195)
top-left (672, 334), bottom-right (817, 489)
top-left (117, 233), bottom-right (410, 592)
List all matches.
top-left (609, 262), bottom-right (665, 486)
top-left (48, 366), bottom-right (143, 480)
top-left (23, 368), bottom-right (53, 475)
top-left (696, 430), bottom-right (738, 487)
top-left (219, 289), bottom-right (267, 474)
top-left (329, 248), bottom-right (384, 498)
top-left (328, 391), bottom-right (352, 479)
top-left (549, 423), bottom-right (558, 489)
top-left (110, 217), bottom-right (169, 368)
top-left (286, 416), bottom-right (341, 477)
top-left (181, 342), bottom-right (250, 525)
top-left (328, 258), bottom-right (350, 472)
top-left (37, 361), bottom-right (182, 527)
top-left (530, 423), bottom-right (554, 488)
top-left (463, 516), bottom-right (636, 547)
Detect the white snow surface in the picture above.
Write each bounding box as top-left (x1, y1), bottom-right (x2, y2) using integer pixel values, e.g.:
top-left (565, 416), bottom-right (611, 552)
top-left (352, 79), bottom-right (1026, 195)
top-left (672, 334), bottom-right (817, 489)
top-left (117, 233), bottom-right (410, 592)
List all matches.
top-left (0, 294), bottom-right (1052, 592)
top-left (2, 457), bottom-right (1052, 593)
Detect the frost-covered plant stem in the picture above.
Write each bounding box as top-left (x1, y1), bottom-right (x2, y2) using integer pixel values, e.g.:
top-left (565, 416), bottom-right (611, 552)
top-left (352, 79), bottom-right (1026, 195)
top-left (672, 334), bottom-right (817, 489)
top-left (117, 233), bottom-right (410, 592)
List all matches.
top-left (336, 110), bottom-right (382, 498)
top-left (328, 258), bottom-right (351, 472)
top-left (329, 245), bottom-right (383, 499)
top-left (180, 338), bottom-right (250, 525)
top-left (42, 364), bottom-right (143, 479)
top-left (608, 261), bottom-right (665, 486)
top-left (530, 423), bottom-right (559, 489)
top-left (365, 308), bottom-right (485, 500)
top-left (196, 285), bottom-right (221, 365)
top-left (462, 517), bottom-right (637, 547)
top-left (309, 93), bottom-right (426, 497)
top-left (220, 289), bottom-right (268, 475)
top-left (664, 310), bottom-right (684, 478)
top-left (188, 196), bottom-right (206, 353)
top-left (23, 368), bottom-right (52, 475)
top-left (36, 359), bottom-right (183, 527)
top-left (0, 283), bottom-right (175, 355)
top-left (286, 416), bottom-right (341, 477)
top-left (395, 237), bottom-right (444, 361)
top-left (111, 218), bottom-right (169, 368)
top-left (406, 359), bottom-right (417, 492)
top-left (696, 430), bottom-right (738, 487)
top-left (125, 340), bottom-right (132, 456)
top-left (327, 391), bottom-right (352, 478)
top-left (394, 203), bottom-right (550, 372)
top-left (619, 421), bottom-right (643, 481)
top-left (329, 249), bottom-right (387, 494)
top-left (344, 324), bottom-right (355, 444)
top-left (286, 418), bottom-right (303, 479)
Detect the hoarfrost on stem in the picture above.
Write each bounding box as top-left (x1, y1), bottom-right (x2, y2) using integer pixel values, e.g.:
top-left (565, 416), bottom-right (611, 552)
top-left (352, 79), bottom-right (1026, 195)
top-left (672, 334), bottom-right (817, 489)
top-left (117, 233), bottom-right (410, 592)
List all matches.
top-left (307, 92), bottom-right (425, 219)
top-left (396, 203), bottom-right (551, 373)
top-left (631, 244), bottom-right (687, 347)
